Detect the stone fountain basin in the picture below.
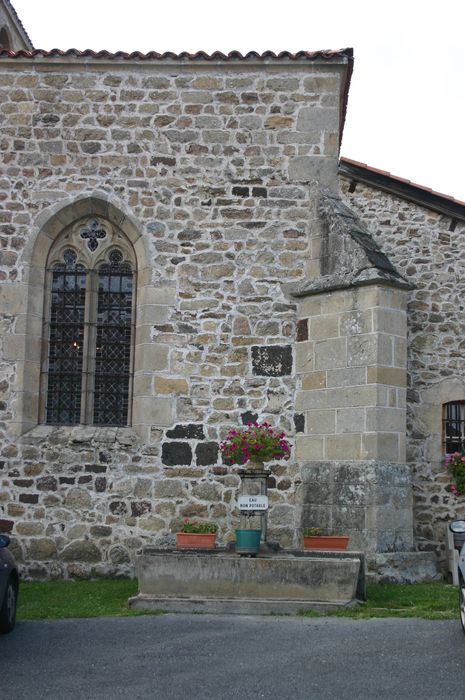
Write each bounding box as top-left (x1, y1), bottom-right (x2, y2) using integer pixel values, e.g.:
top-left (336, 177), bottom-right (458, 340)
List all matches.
top-left (128, 548), bottom-right (364, 615)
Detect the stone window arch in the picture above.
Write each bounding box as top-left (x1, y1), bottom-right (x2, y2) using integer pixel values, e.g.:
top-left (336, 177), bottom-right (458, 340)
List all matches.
top-left (443, 401), bottom-right (465, 454)
top-left (40, 217), bottom-right (136, 426)
top-left (13, 195), bottom-right (155, 438)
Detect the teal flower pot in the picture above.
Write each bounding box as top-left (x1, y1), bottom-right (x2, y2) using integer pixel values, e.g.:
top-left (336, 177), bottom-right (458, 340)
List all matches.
top-left (235, 529), bottom-right (261, 556)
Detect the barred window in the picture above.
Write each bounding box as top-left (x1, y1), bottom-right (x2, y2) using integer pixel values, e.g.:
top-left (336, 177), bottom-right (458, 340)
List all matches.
top-left (41, 218), bottom-right (135, 426)
top-left (443, 402), bottom-right (465, 454)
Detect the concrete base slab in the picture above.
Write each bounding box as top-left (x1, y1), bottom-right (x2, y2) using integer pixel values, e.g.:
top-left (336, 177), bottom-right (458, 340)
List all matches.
top-left (129, 548), bottom-right (363, 616)
top-left (128, 594), bottom-right (360, 616)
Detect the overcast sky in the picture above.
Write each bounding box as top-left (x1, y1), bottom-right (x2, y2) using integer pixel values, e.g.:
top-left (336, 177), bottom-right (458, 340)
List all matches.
top-left (11, 0), bottom-right (465, 201)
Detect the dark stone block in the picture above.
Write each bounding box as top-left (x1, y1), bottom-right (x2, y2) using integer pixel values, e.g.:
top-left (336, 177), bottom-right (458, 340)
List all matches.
top-left (99, 451), bottom-right (111, 464)
top-left (178, 230), bottom-right (202, 241)
top-left (252, 187), bottom-right (267, 198)
top-left (90, 525), bottom-right (112, 537)
top-left (131, 501), bottom-right (152, 517)
top-left (301, 481), bottom-right (333, 505)
top-left (273, 303), bottom-right (296, 313)
top-left (110, 501), bottom-right (127, 515)
top-left (36, 476), bottom-right (57, 491)
top-left (42, 114), bottom-right (60, 125)
top-left (85, 464), bottom-right (107, 473)
top-left (251, 345), bottom-right (293, 377)
top-left (13, 479), bottom-right (33, 487)
top-left (0, 519), bottom-right (13, 533)
top-left (177, 323), bottom-right (196, 333)
top-left (267, 477), bottom-right (277, 489)
top-left (78, 475), bottom-right (92, 484)
top-left (162, 442), bottom-right (193, 466)
top-left (232, 186), bottom-right (249, 197)
top-left (277, 479), bottom-right (292, 491)
top-left (241, 411), bottom-right (258, 425)
top-left (166, 424), bottom-right (205, 440)
top-left (19, 494), bottom-right (38, 504)
top-left (81, 142), bottom-right (101, 154)
top-left (242, 92), bottom-right (259, 103)
top-left (59, 477), bottom-right (75, 485)
top-left (196, 442), bottom-right (219, 466)
top-left (212, 466), bottom-right (228, 476)
top-left (296, 319), bottom-right (308, 342)
top-left (244, 221), bottom-right (266, 229)
top-left (294, 413), bottom-right (305, 433)
top-left (150, 156), bottom-right (176, 166)
top-left (95, 477), bottom-right (107, 493)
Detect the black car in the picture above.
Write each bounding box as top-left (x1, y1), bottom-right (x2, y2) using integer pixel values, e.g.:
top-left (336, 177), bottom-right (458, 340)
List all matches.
top-left (0, 534), bottom-right (19, 633)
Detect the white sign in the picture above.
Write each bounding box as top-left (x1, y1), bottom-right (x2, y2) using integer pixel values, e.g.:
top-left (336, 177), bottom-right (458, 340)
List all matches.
top-left (238, 495), bottom-right (268, 511)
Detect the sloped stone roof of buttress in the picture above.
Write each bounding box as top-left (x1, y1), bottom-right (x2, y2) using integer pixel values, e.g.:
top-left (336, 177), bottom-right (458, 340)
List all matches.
top-left (2, 0), bottom-right (33, 49)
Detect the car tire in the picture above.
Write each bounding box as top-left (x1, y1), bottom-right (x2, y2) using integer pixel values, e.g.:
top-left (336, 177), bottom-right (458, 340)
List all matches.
top-left (0, 576), bottom-right (17, 634)
top-left (459, 576), bottom-right (465, 636)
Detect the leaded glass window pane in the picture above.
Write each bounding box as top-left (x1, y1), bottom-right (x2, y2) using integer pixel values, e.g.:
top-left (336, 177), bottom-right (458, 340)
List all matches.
top-left (43, 223), bottom-right (135, 428)
top-left (93, 253), bottom-right (133, 425)
top-left (46, 251), bottom-right (86, 425)
top-left (444, 402), bottom-right (465, 453)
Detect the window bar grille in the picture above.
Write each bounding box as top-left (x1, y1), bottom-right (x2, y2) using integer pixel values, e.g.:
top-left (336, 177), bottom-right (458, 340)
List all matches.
top-left (45, 256), bottom-right (86, 425)
top-left (93, 254), bottom-right (133, 426)
top-left (444, 402), bottom-right (465, 454)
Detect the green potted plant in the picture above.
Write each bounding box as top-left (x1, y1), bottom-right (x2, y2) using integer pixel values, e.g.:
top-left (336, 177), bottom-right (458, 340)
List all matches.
top-left (176, 518), bottom-right (218, 550)
top-left (220, 421), bottom-right (290, 470)
top-left (446, 451), bottom-right (465, 497)
top-left (303, 527), bottom-right (349, 551)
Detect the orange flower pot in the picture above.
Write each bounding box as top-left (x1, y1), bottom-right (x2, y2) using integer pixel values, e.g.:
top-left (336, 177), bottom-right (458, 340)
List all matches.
top-left (176, 533), bottom-right (216, 549)
top-left (303, 535), bottom-right (349, 551)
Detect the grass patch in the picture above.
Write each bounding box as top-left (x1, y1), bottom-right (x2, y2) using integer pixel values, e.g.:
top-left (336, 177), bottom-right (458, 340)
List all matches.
top-left (17, 579), bottom-right (149, 621)
top-left (16, 580), bottom-right (459, 622)
top-left (300, 582), bottom-right (458, 620)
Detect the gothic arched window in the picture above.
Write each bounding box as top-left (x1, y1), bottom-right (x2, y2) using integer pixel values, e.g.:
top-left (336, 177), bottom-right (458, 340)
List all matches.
top-left (41, 217), bottom-right (136, 426)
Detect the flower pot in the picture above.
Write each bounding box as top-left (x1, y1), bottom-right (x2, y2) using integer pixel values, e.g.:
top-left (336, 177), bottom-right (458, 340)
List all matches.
top-left (303, 535), bottom-right (349, 551)
top-left (235, 529), bottom-right (261, 555)
top-left (176, 532), bottom-right (216, 549)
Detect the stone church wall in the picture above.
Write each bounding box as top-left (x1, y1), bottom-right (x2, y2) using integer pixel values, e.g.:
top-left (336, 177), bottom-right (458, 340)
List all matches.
top-left (340, 176), bottom-right (465, 568)
top-left (0, 56), bottom-right (345, 577)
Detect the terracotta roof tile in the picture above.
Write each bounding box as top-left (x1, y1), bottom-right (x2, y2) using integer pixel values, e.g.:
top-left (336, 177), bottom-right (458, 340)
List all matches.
top-left (0, 47), bottom-right (353, 62)
top-left (341, 157), bottom-right (465, 207)
top-left (340, 157), bottom-right (465, 220)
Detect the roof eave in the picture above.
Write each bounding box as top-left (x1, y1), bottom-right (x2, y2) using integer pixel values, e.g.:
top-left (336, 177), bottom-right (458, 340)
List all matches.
top-left (340, 157), bottom-right (465, 223)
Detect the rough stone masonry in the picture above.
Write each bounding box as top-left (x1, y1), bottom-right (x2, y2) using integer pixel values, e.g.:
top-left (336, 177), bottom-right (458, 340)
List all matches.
top-left (0, 42), bottom-right (438, 581)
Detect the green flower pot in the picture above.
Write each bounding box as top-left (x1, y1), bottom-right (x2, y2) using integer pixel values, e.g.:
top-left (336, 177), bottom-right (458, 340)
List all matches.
top-left (235, 529), bottom-right (261, 556)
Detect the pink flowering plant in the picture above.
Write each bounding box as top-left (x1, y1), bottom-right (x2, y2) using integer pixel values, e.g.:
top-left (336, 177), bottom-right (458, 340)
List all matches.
top-left (220, 422), bottom-right (291, 466)
top-left (446, 452), bottom-right (465, 496)
top-left (179, 518), bottom-right (217, 534)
